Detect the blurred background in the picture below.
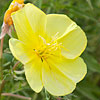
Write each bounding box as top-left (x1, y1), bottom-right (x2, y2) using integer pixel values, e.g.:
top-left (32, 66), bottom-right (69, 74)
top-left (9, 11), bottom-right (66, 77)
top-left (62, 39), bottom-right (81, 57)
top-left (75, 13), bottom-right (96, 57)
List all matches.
top-left (0, 0), bottom-right (100, 100)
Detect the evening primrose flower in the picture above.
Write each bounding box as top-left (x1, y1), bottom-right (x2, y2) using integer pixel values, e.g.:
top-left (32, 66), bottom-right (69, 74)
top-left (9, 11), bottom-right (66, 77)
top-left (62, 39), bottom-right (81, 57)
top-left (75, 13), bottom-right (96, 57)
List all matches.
top-left (9, 3), bottom-right (87, 96)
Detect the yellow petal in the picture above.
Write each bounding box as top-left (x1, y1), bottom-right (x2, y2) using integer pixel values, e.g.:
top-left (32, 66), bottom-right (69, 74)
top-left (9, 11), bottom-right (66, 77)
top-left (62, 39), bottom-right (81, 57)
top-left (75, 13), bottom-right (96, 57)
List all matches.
top-left (9, 38), bottom-right (34, 64)
top-left (47, 56), bottom-right (87, 83)
top-left (24, 54), bottom-right (43, 93)
top-left (11, 3), bottom-right (46, 46)
top-left (46, 14), bottom-right (87, 59)
top-left (42, 60), bottom-right (76, 96)
top-left (46, 14), bottom-right (75, 38)
top-left (58, 26), bottom-right (87, 59)
top-left (24, 3), bottom-right (46, 36)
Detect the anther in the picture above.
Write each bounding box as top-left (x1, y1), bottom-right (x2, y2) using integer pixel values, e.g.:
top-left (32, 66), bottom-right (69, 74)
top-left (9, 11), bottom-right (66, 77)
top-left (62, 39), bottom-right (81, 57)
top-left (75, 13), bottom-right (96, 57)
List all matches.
top-left (41, 58), bottom-right (43, 62)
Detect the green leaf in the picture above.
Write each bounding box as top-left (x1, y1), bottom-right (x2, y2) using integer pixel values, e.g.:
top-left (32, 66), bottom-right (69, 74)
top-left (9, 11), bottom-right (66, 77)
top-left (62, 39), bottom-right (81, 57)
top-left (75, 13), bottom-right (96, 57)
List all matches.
top-left (14, 70), bottom-right (25, 75)
top-left (86, 0), bottom-right (93, 10)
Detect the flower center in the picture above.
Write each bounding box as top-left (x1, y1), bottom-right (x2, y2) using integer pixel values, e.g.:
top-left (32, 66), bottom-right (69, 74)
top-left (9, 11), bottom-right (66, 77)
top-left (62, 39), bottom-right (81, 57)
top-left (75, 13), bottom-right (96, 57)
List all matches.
top-left (34, 36), bottom-right (62, 62)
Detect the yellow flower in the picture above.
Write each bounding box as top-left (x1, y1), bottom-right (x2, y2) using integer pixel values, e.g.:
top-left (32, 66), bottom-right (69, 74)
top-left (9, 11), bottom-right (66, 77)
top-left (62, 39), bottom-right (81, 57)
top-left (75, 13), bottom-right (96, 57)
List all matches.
top-left (9, 3), bottom-right (87, 96)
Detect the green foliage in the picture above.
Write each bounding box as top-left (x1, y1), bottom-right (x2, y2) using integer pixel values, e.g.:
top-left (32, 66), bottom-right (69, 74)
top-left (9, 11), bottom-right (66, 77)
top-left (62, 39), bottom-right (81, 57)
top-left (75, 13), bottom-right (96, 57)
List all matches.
top-left (0, 0), bottom-right (100, 100)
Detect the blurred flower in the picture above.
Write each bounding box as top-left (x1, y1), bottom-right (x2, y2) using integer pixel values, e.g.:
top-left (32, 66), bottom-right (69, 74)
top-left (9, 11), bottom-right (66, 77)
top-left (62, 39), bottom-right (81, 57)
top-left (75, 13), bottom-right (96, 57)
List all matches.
top-left (9, 3), bottom-right (87, 96)
top-left (0, 0), bottom-right (24, 39)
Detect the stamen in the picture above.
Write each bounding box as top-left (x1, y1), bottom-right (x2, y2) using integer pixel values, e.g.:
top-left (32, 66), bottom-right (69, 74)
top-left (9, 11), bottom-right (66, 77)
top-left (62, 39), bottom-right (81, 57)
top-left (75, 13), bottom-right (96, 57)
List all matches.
top-left (39, 35), bottom-right (46, 44)
top-left (60, 45), bottom-right (69, 52)
top-left (34, 35), bottom-right (63, 60)
top-left (53, 32), bottom-right (59, 40)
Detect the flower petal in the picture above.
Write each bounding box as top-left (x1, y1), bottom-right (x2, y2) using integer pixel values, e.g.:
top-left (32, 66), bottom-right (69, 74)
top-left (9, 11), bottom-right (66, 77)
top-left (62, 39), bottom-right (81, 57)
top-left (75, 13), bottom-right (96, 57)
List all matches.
top-left (47, 56), bottom-right (87, 83)
top-left (24, 54), bottom-right (43, 93)
top-left (11, 3), bottom-right (46, 44)
top-left (46, 14), bottom-right (75, 38)
top-left (42, 60), bottom-right (76, 96)
top-left (46, 14), bottom-right (87, 59)
top-left (58, 26), bottom-right (87, 59)
top-left (9, 38), bottom-right (34, 64)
